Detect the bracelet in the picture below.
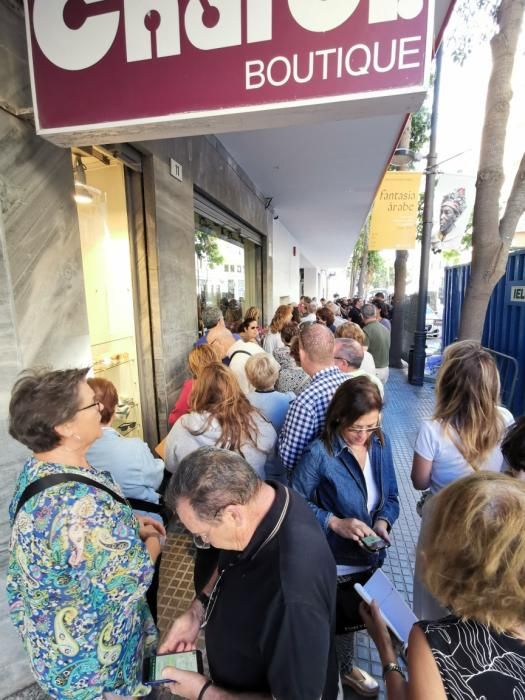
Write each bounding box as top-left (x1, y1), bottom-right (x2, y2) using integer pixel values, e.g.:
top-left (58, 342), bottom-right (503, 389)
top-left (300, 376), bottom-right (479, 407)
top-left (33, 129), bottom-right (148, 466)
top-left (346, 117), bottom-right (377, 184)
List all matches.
top-left (197, 679), bottom-right (213, 700)
top-left (382, 662), bottom-right (405, 680)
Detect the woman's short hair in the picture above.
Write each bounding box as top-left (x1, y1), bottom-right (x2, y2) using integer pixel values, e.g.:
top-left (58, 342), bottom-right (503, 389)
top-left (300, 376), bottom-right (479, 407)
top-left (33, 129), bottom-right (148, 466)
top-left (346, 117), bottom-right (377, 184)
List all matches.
top-left (323, 376), bottom-right (383, 452)
top-left (335, 322), bottom-right (366, 346)
top-left (423, 472), bottom-right (525, 633)
top-left (316, 307), bottom-right (335, 327)
top-left (188, 344), bottom-right (219, 379)
top-left (501, 417), bottom-right (525, 475)
top-left (289, 335), bottom-right (301, 364)
top-left (87, 377), bottom-right (118, 424)
top-left (245, 353), bottom-right (280, 390)
top-left (280, 322), bottom-right (299, 345)
top-left (9, 367), bottom-right (90, 452)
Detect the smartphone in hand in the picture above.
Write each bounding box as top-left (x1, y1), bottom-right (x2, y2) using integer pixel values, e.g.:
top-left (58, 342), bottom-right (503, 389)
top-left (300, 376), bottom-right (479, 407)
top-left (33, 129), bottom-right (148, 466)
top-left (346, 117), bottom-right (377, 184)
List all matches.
top-left (142, 650), bottom-right (204, 685)
top-left (360, 534), bottom-right (390, 553)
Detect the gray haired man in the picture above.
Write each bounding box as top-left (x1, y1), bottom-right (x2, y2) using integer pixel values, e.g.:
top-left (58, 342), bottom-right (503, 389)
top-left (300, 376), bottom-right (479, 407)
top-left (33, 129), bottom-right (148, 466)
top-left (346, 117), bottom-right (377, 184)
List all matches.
top-left (160, 447), bottom-right (340, 700)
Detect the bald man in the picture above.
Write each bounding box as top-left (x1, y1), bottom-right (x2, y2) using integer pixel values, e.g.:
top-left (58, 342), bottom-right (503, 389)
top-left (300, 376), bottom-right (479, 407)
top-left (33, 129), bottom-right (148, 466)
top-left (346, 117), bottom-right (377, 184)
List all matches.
top-left (279, 324), bottom-right (349, 474)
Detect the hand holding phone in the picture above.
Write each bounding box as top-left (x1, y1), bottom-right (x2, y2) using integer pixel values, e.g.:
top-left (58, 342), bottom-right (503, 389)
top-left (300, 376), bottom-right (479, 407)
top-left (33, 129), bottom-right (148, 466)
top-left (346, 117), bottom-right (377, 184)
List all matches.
top-left (142, 650), bottom-right (204, 685)
top-left (360, 534), bottom-right (390, 553)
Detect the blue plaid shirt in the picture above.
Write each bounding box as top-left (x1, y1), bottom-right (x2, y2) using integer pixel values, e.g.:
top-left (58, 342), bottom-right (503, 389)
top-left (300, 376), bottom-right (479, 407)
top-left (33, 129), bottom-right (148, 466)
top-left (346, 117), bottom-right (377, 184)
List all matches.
top-left (279, 366), bottom-right (349, 471)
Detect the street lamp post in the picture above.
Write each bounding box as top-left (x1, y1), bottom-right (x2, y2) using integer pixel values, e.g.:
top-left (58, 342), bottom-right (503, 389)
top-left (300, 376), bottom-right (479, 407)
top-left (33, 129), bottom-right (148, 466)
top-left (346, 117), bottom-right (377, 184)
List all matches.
top-left (409, 46), bottom-right (443, 386)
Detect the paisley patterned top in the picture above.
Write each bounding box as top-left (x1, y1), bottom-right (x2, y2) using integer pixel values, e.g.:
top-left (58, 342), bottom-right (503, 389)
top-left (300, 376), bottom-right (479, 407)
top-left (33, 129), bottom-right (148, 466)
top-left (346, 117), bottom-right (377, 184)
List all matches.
top-left (7, 457), bottom-right (157, 699)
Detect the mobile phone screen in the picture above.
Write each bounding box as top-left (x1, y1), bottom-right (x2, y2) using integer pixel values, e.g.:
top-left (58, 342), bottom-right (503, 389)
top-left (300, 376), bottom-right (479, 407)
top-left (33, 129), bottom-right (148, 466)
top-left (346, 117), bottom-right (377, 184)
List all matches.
top-left (143, 650), bottom-right (202, 684)
top-left (361, 535), bottom-right (389, 552)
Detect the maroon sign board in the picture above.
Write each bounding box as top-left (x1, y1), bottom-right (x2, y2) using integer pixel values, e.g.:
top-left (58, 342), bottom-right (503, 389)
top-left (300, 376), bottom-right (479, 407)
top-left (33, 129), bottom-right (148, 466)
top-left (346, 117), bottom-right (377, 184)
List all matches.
top-left (24, 1), bottom-right (434, 146)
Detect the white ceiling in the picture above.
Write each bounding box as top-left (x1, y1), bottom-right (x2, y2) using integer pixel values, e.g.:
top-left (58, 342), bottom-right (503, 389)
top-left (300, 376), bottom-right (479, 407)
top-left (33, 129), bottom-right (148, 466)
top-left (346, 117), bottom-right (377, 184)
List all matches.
top-left (219, 113), bottom-right (404, 268)
top-left (218, 0), bottom-right (454, 269)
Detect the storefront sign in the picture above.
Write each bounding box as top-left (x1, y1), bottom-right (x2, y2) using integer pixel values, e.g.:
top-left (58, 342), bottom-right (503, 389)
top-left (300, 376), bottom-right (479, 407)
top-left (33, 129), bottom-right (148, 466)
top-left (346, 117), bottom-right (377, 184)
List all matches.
top-left (507, 282), bottom-right (525, 305)
top-left (24, 0), bottom-right (434, 145)
top-left (369, 171), bottom-right (422, 249)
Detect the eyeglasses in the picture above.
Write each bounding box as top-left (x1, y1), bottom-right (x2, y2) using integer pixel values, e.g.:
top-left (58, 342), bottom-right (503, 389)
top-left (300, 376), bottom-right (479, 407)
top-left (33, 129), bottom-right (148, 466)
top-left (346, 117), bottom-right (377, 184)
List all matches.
top-left (346, 424), bottom-right (381, 433)
top-left (334, 357), bottom-right (348, 364)
top-left (77, 401), bottom-right (102, 413)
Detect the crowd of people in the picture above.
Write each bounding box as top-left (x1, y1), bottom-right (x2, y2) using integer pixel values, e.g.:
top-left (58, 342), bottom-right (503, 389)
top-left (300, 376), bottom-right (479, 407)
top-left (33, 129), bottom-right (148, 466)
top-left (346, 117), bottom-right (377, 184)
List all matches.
top-left (6, 296), bottom-right (525, 700)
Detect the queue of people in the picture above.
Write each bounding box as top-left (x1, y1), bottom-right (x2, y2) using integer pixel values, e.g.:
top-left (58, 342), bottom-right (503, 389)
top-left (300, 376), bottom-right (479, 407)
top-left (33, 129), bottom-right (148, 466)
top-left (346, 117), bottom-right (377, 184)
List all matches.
top-left (6, 298), bottom-right (525, 700)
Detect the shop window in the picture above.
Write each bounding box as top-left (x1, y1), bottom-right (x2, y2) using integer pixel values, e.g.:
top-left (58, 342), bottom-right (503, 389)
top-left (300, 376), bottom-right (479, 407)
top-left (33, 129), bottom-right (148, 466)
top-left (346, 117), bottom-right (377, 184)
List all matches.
top-left (73, 153), bottom-right (143, 439)
top-left (195, 213), bottom-right (262, 334)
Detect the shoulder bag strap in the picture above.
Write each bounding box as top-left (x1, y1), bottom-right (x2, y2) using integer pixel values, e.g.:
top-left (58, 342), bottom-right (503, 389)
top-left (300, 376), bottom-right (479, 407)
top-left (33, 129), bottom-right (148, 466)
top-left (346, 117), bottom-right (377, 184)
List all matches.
top-left (14, 473), bottom-right (128, 520)
top-left (229, 349), bottom-right (253, 362)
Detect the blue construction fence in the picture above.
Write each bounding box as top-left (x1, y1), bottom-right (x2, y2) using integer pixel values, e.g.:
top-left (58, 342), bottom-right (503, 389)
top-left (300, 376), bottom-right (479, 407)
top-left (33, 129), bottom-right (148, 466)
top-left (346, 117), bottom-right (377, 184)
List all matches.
top-left (442, 249), bottom-right (525, 418)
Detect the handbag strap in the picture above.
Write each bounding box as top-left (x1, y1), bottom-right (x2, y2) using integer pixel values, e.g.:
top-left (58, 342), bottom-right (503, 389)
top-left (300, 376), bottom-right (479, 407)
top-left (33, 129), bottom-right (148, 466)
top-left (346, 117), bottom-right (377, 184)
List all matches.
top-left (14, 473), bottom-right (128, 520)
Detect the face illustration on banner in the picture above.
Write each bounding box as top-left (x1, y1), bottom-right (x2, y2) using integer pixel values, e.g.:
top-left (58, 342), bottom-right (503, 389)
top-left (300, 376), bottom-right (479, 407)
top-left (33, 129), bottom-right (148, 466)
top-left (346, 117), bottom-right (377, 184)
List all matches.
top-left (32, 0), bottom-right (425, 71)
top-left (431, 187), bottom-right (468, 254)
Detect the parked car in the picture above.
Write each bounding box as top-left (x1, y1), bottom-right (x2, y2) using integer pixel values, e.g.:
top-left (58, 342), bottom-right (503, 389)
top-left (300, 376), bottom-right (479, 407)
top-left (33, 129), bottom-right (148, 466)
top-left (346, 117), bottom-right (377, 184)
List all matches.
top-left (425, 305), bottom-right (442, 338)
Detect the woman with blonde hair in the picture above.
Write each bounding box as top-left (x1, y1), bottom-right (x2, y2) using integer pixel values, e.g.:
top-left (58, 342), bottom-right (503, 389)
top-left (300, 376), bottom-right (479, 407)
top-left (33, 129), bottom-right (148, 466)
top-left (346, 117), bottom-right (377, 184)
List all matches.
top-left (411, 339), bottom-right (514, 618)
top-left (165, 362), bottom-right (276, 478)
top-left (168, 344), bottom-right (219, 426)
top-left (263, 304), bottom-right (293, 354)
top-left (362, 472), bottom-right (525, 700)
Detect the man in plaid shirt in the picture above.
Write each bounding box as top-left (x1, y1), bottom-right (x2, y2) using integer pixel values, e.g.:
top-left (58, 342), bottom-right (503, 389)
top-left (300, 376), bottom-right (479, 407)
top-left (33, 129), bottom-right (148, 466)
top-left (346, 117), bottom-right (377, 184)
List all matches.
top-left (279, 323), bottom-right (349, 473)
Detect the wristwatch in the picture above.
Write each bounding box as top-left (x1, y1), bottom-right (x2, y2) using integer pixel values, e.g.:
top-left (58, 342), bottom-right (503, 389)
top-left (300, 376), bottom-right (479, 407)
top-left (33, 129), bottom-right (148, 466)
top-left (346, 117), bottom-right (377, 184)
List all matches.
top-left (195, 591), bottom-right (210, 610)
top-left (383, 662), bottom-right (405, 680)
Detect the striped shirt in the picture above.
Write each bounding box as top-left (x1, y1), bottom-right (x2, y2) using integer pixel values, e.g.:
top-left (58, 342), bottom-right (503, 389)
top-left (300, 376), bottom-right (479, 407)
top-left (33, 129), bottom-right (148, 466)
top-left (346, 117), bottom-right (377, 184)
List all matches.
top-left (279, 366), bottom-right (349, 471)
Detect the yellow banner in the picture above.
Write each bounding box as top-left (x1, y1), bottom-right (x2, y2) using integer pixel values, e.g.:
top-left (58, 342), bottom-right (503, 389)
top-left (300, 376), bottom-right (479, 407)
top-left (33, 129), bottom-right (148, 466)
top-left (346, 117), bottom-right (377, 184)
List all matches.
top-left (369, 171), bottom-right (422, 250)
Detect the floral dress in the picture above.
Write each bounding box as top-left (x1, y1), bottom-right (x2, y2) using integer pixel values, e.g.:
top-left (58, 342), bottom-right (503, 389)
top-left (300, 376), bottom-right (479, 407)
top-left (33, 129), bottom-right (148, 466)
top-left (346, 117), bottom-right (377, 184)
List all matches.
top-left (7, 457), bottom-right (157, 699)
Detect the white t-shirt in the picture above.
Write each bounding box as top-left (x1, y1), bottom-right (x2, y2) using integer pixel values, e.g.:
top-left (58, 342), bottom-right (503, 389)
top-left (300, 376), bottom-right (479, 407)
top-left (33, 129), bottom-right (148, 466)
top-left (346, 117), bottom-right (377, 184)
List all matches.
top-left (414, 407), bottom-right (514, 494)
top-left (263, 331), bottom-right (284, 355)
top-left (337, 453), bottom-right (380, 576)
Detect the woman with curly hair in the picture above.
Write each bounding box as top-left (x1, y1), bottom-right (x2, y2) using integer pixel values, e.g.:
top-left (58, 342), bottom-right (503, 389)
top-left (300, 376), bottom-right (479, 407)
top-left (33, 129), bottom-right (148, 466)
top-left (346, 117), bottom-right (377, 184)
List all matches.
top-left (165, 362), bottom-right (276, 478)
top-left (411, 340), bottom-right (514, 619)
top-left (362, 472), bottom-right (525, 700)
top-left (263, 304), bottom-right (293, 355)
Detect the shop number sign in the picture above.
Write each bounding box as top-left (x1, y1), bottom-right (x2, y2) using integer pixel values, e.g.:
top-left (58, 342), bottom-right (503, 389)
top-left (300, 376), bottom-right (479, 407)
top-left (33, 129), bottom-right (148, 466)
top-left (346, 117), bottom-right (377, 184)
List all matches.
top-left (25, 0), bottom-right (434, 144)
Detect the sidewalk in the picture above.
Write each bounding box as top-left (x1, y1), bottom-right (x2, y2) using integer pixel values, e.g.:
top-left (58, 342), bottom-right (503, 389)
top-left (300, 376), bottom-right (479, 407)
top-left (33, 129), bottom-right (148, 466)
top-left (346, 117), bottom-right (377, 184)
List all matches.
top-left (157, 368), bottom-right (436, 699)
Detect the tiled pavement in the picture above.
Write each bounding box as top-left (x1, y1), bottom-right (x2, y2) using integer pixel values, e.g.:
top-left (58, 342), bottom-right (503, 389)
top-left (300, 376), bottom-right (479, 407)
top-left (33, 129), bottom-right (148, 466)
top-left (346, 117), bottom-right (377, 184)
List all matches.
top-left (157, 368), bottom-right (436, 700)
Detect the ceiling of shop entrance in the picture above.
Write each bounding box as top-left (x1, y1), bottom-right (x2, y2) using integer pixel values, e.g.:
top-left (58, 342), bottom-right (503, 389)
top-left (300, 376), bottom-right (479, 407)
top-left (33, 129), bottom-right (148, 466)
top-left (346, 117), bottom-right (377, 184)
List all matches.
top-left (218, 0), bottom-right (454, 270)
top-left (218, 112), bottom-right (405, 269)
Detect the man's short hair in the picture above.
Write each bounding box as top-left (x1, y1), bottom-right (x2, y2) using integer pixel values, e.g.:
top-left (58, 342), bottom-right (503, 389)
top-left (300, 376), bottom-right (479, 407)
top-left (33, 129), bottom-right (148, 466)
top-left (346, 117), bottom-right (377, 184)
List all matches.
top-left (245, 353), bottom-right (280, 390)
top-left (299, 323), bottom-right (334, 364)
top-left (204, 307), bottom-right (223, 329)
top-left (361, 303), bottom-right (376, 320)
top-left (334, 338), bottom-right (364, 369)
top-left (166, 447), bottom-right (261, 522)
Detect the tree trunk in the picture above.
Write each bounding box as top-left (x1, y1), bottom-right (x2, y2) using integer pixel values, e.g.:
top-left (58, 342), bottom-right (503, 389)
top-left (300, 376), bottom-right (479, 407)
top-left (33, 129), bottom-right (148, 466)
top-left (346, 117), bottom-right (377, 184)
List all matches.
top-left (390, 117), bottom-right (412, 367)
top-left (356, 219), bottom-right (370, 298)
top-left (348, 267), bottom-right (356, 298)
top-left (390, 250), bottom-right (409, 367)
top-left (458, 0), bottom-right (525, 340)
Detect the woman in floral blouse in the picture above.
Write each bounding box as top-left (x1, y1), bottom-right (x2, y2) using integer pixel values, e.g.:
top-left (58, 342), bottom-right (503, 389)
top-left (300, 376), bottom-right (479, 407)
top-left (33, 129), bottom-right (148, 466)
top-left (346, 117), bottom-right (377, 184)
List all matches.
top-left (7, 367), bottom-right (164, 700)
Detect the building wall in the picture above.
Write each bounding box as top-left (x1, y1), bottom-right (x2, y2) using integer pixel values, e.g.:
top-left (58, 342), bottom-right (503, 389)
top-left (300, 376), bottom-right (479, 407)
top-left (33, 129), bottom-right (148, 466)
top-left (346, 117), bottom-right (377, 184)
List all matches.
top-left (0, 4), bottom-right (93, 696)
top-left (271, 219), bottom-right (301, 312)
top-left (0, 5), bottom-right (274, 695)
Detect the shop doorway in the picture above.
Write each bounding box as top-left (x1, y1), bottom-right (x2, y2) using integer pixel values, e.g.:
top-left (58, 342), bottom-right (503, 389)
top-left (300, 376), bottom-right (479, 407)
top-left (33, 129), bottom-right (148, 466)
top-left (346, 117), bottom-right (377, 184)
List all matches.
top-left (194, 195), bottom-right (264, 334)
top-left (72, 149), bottom-right (156, 443)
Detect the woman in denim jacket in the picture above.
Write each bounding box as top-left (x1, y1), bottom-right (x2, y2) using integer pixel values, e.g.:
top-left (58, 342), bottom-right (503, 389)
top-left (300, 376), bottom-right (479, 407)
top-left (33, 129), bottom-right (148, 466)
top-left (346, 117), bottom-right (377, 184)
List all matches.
top-left (293, 376), bottom-right (399, 698)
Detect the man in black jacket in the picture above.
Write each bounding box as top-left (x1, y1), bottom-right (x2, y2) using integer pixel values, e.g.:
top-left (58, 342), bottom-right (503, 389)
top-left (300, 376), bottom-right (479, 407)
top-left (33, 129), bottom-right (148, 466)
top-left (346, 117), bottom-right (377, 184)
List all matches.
top-left (160, 447), bottom-right (340, 700)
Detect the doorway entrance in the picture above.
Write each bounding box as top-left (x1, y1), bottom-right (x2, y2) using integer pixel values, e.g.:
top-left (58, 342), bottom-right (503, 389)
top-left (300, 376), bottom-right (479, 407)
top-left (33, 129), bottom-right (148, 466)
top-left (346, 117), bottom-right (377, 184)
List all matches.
top-left (72, 150), bottom-right (151, 440)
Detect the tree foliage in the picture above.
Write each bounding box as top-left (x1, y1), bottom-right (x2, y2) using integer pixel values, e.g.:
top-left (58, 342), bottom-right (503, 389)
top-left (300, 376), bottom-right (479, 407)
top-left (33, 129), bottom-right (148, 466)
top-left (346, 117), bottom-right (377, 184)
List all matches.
top-left (448, 0), bottom-right (499, 65)
top-left (409, 107), bottom-right (431, 156)
top-left (195, 229), bottom-right (224, 269)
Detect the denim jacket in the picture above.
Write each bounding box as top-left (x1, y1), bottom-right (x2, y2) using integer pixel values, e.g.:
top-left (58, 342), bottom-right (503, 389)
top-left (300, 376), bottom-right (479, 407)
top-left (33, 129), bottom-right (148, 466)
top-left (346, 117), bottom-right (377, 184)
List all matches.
top-left (292, 432), bottom-right (400, 567)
